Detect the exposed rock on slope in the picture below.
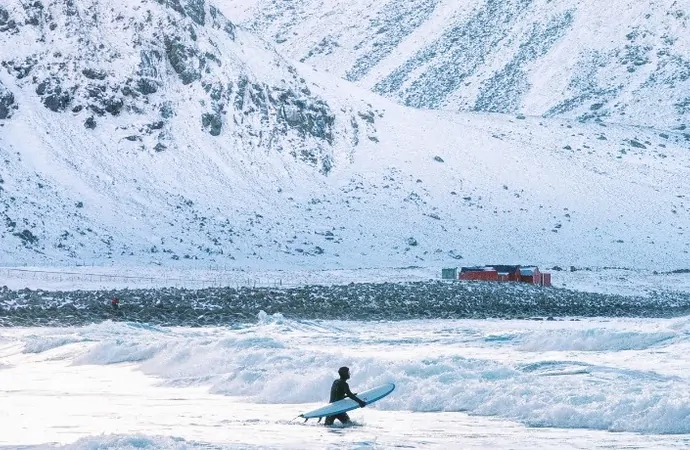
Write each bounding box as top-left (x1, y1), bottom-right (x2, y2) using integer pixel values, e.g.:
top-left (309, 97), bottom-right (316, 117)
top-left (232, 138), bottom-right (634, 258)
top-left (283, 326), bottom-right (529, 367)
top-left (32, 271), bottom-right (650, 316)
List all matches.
top-left (0, 0), bottom-right (356, 172)
top-left (0, 0), bottom-right (688, 270)
top-left (0, 0), bottom-right (377, 264)
top-left (0, 80), bottom-right (17, 119)
top-left (231, 0), bottom-right (690, 129)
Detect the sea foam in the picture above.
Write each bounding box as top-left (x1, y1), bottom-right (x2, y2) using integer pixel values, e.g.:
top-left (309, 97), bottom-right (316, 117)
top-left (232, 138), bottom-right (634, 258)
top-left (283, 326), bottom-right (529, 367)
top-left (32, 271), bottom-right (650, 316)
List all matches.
top-left (13, 316), bottom-right (690, 434)
top-left (21, 434), bottom-right (259, 449)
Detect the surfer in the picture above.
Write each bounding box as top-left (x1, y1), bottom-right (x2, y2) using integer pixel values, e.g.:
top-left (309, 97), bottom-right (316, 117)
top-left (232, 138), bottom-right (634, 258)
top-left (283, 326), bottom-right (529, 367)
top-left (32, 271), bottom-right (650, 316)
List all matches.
top-left (324, 366), bottom-right (366, 425)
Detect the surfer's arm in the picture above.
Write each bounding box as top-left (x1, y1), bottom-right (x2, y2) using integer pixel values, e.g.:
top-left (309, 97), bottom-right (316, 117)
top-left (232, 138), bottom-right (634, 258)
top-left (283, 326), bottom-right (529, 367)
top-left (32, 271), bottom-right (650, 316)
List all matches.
top-left (345, 385), bottom-right (366, 407)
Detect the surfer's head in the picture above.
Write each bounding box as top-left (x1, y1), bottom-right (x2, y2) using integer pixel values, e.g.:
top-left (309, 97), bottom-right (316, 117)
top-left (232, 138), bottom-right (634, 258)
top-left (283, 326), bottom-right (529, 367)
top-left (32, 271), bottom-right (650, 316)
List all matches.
top-left (338, 366), bottom-right (350, 380)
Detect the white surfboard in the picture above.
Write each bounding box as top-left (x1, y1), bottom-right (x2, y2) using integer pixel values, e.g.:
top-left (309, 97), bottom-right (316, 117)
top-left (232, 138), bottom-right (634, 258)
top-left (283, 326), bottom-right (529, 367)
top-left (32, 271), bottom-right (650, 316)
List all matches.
top-left (299, 383), bottom-right (395, 420)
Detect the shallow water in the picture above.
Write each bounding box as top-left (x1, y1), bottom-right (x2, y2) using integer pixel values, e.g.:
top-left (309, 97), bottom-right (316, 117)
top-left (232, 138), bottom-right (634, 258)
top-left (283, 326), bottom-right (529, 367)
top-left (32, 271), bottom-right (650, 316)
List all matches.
top-left (1, 316), bottom-right (689, 448)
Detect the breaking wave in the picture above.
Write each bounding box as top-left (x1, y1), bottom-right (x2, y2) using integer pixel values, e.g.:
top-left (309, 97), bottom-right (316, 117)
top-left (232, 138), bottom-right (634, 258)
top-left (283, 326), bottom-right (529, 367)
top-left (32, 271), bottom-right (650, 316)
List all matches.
top-left (7, 315), bottom-right (690, 434)
top-left (517, 328), bottom-right (678, 351)
top-left (22, 334), bottom-right (89, 354)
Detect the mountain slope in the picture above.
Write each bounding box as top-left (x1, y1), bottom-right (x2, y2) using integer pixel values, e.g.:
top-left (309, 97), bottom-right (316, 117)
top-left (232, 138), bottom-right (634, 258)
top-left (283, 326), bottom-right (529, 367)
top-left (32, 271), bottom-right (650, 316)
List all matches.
top-left (0, 0), bottom-right (369, 264)
top-left (0, 0), bottom-right (689, 270)
top-left (223, 0), bottom-right (690, 130)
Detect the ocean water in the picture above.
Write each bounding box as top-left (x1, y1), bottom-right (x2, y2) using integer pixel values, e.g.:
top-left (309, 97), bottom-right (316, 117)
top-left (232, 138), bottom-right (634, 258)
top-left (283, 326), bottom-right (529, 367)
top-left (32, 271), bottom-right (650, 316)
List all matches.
top-left (1, 313), bottom-right (690, 449)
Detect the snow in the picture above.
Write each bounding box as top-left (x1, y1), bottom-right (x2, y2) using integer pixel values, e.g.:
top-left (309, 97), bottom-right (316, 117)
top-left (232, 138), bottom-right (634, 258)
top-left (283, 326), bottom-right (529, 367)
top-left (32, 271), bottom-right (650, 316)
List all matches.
top-left (0, 0), bottom-right (689, 271)
top-left (225, 0), bottom-right (690, 129)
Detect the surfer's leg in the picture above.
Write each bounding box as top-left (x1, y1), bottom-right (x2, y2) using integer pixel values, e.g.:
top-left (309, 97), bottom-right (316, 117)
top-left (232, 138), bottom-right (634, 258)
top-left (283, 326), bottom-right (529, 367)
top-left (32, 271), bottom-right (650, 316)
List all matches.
top-left (336, 413), bottom-right (350, 424)
top-left (324, 415), bottom-right (336, 425)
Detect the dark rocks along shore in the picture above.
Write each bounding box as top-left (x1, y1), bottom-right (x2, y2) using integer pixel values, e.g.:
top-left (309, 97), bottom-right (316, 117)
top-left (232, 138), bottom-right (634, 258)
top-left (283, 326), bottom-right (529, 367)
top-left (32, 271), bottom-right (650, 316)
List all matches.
top-left (1, 281), bottom-right (689, 327)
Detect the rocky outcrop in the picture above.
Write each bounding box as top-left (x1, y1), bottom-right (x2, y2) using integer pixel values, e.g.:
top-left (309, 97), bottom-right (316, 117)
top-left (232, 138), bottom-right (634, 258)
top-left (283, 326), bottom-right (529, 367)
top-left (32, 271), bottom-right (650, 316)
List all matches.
top-left (0, 5), bottom-right (18, 34)
top-left (182, 0), bottom-right (206, 26)
top-left (201, 111), bottom-right (222, 136)
top-left (36, 77), bottom-right (73, 112)
top-left (0, 0), bottom-right (344, 173)
top-left (0, 81), bottom-right (17, 119)
top-left (165, 35), bottom-right (204, 85)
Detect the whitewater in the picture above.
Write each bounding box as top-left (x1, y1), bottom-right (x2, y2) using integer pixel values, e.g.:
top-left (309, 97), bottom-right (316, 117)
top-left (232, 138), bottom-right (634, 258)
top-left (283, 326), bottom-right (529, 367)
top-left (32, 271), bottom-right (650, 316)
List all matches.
top-left (2, 310), bottom-right (690, 449)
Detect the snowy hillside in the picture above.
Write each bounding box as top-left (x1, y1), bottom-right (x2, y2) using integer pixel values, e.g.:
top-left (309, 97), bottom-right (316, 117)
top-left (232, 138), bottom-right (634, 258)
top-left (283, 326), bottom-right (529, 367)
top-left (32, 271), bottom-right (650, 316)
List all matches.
top-left (0, 0), bottom-right (368, 265)
top-left (224, 0), bottom-right (690, 130)
top-left (0, 0), bottom-right (689, 271)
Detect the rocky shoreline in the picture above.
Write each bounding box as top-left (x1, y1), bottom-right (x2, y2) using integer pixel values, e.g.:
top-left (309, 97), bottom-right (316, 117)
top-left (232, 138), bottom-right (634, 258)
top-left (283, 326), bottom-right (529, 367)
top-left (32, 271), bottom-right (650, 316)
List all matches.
top-left (2, 280), bottom-right (689, 327)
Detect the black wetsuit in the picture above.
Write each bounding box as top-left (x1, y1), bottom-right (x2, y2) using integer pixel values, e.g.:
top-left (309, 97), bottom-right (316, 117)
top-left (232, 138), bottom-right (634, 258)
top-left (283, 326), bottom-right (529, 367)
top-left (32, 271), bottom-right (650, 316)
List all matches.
top-left (324, 378), bottom-right (364, 425)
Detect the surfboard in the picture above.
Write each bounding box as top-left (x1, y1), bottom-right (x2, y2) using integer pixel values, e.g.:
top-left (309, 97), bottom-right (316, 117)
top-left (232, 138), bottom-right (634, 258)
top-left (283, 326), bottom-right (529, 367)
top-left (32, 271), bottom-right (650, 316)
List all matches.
top-left (299, 383), bottom-right (395, 420)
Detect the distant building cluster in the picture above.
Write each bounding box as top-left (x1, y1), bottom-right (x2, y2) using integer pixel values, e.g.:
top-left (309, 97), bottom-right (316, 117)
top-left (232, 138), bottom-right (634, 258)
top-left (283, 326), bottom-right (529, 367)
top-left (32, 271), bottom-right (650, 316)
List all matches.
top-left (442, 265), bottom-right (552, 287)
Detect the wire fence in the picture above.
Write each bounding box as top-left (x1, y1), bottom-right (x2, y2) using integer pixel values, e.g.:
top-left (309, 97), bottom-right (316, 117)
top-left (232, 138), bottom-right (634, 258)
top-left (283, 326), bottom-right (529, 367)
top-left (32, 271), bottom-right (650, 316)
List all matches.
top-left (0, 263), bottom-right (440, 291)
top-left (0, 267), bottom-right (292, 290)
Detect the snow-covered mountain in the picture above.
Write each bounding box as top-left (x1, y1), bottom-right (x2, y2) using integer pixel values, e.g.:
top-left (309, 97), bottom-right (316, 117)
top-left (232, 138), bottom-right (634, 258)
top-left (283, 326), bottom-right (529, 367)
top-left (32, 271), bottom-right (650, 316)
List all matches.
top-left (223, 0), bottom-right (690, 130)
top-left (0, 0), bottom-right (688, 271)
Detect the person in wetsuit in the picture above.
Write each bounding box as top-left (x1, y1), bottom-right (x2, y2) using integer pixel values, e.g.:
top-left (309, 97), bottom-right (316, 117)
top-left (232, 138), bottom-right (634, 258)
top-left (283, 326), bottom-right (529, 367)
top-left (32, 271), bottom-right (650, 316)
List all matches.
top-left (324, 366), bottom-right (366, 425)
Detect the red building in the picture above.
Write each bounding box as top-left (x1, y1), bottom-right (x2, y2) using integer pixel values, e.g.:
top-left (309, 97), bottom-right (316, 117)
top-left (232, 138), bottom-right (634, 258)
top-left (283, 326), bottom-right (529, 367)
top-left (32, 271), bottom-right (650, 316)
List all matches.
top-left (458, 265), bottom-right (551, 286)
